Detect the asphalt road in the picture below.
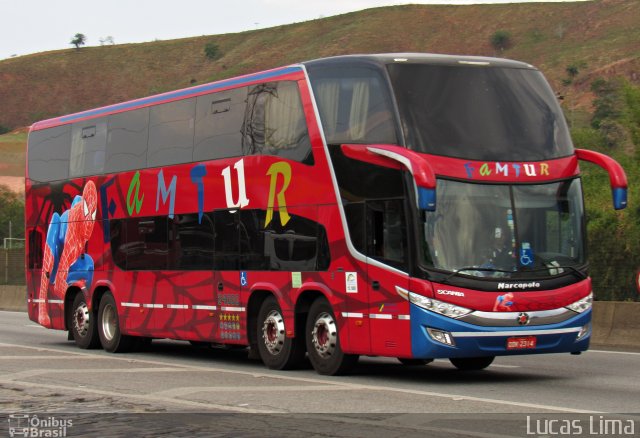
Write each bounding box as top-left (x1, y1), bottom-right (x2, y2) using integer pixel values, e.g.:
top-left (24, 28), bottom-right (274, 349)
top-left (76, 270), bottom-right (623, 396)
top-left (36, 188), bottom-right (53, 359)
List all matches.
top-left (1, 310), bottom-right (638, 437)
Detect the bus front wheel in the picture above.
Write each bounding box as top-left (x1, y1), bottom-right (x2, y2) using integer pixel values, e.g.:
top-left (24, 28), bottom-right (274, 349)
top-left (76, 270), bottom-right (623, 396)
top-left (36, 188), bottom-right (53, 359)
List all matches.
top-left (306, 298), bottom-right (358, 375)
top-left (450, 356), bottom-right (495, 371)
top-left (257, 296), bottom-right (305, 370)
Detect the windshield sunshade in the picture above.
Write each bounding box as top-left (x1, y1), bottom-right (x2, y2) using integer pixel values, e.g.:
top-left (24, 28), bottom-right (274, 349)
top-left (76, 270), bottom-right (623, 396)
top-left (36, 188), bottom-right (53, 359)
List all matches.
top-left (388, 63), bottom-right (573, 161)
top-left (422, 179), bottom-right (585, 279)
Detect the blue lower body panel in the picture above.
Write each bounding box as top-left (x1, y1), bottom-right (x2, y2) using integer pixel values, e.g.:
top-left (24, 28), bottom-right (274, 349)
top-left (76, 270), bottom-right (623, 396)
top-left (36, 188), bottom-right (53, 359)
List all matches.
top-left (411, 304), bottom-right (591, 359)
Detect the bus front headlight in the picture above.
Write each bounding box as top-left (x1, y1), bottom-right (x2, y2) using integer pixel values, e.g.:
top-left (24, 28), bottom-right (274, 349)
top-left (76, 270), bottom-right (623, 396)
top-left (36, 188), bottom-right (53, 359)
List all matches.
top-left (565, 292), bottom-right (593, 313)
top-left (409, 293), bottom-right (472, 319)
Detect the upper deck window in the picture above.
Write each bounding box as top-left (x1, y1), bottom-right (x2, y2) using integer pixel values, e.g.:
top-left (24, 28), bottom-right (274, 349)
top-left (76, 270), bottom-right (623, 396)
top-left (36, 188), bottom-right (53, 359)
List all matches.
top-left (70, 119), bottom-right (107, 177)
top-left (387, 63), bottom-right (573, 161)
top-left (27, 125), bottom-right (71, 183)
top-left (243, 81), bottom-right (313, 164)
top-left (307, 66), bottom-right (397, 146)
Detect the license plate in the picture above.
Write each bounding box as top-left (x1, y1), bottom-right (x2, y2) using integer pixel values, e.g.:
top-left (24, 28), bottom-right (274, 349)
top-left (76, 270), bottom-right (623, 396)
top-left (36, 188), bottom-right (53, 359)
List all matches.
top-left (506, 336), bottom-right (537, 350)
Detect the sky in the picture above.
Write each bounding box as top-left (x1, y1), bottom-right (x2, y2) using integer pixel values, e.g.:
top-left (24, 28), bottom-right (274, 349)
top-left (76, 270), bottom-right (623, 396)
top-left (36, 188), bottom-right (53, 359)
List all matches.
top-left (1, 0), bottom-right (590, 61)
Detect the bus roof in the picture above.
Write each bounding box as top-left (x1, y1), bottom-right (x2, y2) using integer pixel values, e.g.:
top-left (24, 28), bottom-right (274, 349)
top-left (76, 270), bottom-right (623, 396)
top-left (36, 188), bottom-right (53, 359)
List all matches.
top-left (30, 65), bottom-right (304, 131)
top-left (302, 53), bottom-right (536, 70)
top-left (30, 53), bottom-right (535, 132)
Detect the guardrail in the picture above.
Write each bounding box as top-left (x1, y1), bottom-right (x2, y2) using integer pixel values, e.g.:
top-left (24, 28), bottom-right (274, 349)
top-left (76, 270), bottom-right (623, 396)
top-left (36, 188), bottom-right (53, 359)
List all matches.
top-left (1, 286), bottom-right (638, 350)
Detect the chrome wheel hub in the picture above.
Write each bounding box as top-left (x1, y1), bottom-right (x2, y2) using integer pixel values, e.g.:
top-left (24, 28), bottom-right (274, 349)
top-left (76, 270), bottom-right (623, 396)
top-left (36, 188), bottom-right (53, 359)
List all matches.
top-left (262, 310), bottom-right (285, 355)
top-left (312, 312), bottom-right (337, 358)
top-left (101, 303), bottom-right (117, 342)
top-left (74, 302), bottom-right (90, 337)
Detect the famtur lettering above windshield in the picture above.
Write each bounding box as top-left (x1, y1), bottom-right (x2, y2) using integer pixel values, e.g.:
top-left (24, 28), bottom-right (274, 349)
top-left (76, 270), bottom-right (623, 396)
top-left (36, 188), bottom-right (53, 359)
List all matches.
top-left (464, 162), bottom-right (550, 179)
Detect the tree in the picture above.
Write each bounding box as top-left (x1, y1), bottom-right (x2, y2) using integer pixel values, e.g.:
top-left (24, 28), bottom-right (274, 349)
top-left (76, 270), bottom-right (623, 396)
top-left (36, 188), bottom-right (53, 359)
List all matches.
top-left (70, 33), bottom-right (87, 50)
top-left (204, 42), bottom-right (221, 60)
top-left (0, 185), bottom-right (24, 241)
top-left (490, 30), bottom-right (512, 54)
top-left (563, 61), bottom-right (587, 85)
top-left (100, 36), bottom-right (115, 46)
top-left (566, 64), bottom-right (580, 78)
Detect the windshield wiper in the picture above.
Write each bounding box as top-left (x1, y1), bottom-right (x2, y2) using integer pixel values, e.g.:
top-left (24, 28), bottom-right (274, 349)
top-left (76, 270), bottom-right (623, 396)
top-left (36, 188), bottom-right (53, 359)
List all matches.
top-left (441, 267), bottom-right (514, 284)
top-left (520, 265), bottom-right (588, 280)
top-left (440, 265), bottom-right (587, 284)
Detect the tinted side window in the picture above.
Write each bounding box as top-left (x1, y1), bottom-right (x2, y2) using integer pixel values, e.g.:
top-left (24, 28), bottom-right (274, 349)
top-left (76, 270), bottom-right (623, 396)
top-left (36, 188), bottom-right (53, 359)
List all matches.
top-left (344, 203), bottom-right (366, 254)
top-left (28, 125), bottom-right (71, 183)
top-left (112, 217), bottom-right (170, 270)
top-left (239, 210), bottom-right (268, 270)
top-left (110, 210), bottom-right (330, 272)
top-left (329, 144), bottom-right (405, 200)
top-left (106, 108), bottom-right (149, 173)
top-left (328, 145), bottom-right (407, 269)
top-left (263, 211), bottom-right (328, 271)
top-left (243, 81), bottom-right (313, 164)
top-left (194, 87), bottom-right (247, 161)
top-left (148, 98), bottom-right (196, 167)
top-left (70, 119), bottom-right (107, 177)
top-left (172, 213), bottom-right (215, 270)
top-left (367, 199), bottom-right (407, 269)
top-left (110, 220), bottom-right (126, 270)
top-left (213, 210), bottom-right (240, 270)
top-left (28, 229), bottom-right (43, 269)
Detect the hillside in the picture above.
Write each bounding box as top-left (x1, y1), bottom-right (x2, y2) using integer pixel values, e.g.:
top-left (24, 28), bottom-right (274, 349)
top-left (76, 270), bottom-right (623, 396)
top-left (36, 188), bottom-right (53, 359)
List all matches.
top-left (0, 0), bottom-right (639, 301)
top-left (0, 130), bottom-right (25, 194)
top-left (0, 0), bottom-right (639, 130)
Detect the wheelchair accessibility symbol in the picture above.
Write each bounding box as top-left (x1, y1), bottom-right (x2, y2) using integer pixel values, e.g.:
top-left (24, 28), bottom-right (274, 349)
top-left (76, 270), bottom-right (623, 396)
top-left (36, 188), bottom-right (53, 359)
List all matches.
top-left (520, 246), bottom-right (534, 266)
top-left (240, 272), bottom-right (248, 287)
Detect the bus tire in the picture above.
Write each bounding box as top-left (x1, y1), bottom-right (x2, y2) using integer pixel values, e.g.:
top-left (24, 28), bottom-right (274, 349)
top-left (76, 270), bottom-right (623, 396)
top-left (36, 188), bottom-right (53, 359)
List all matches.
top-left (257, 296), bottom-right (305, 370)
top-left (68, 292), bottom-right (100, 349)
top-left (450, 356), bottom-right (495, 371)
top-left (306, 298), bottom-right (358, 375)
top-left (97, 292), bottom-right (136, 353)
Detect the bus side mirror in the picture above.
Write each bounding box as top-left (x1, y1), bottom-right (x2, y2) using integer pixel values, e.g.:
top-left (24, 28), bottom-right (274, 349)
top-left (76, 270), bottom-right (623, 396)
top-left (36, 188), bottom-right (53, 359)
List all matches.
top-left (575, 148), bottom-right (628, 210)
top-left (341, 144), bottom-right (437, 211)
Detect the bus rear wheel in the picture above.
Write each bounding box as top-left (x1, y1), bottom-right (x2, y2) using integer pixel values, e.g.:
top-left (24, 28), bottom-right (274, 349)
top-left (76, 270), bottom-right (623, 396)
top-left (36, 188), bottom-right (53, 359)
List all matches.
top-left (450, 356), bottom-right (495, 371)
top-left (257, 296), bottom-right (305, 370)
top-left (98, 292), bottom-right (136, 353)
top-left (306, 298), bottom-right (358, 376)
top-left (68, 292), bottom-right (100, 349)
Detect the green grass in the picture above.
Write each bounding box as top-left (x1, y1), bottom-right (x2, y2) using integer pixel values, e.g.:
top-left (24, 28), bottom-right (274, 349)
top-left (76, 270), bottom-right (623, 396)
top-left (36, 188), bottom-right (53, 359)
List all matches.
top-left (0, 132), bottom-right (26, 177)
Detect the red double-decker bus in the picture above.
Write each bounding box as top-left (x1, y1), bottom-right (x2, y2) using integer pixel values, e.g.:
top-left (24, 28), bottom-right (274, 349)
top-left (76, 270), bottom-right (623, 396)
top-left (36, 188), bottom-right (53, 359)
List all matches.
top-left (26, 54), bottom-right (627, 375)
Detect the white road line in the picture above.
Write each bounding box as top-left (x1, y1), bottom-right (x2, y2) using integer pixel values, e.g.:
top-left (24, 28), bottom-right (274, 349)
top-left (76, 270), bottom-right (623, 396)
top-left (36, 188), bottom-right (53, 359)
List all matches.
top-left (588, 349), bottom-right (640, 357)
top-left (0, 341), bottom-right (600, 414)
top-left (0, 355), bottom-right (104, 360)
top-left (151, 385), bottom-right (350, 398)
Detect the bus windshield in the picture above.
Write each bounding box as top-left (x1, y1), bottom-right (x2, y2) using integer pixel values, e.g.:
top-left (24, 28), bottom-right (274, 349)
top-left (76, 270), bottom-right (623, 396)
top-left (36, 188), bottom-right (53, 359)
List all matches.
top-left (387, 63), bottom-right (573, 161)
top-left (422, 179), bottom-right (585, 279)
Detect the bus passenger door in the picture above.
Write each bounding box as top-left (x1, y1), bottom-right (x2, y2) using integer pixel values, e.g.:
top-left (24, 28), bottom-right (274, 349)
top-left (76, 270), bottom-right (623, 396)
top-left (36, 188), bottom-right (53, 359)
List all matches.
top-left (339, 202), bottom-right (371, 355)
top-left (365, 199), bottom-right (412, 358)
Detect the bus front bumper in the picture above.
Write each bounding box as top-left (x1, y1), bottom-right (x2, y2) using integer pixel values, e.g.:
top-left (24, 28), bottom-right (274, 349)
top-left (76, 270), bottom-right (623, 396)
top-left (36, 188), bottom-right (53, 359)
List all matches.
top-left (410, 305), bottom-right (591, 359)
